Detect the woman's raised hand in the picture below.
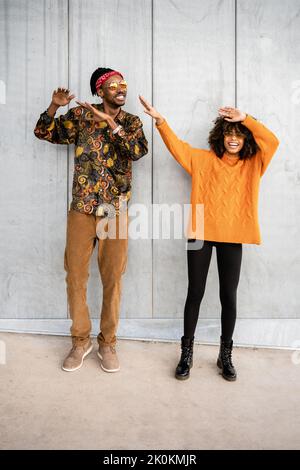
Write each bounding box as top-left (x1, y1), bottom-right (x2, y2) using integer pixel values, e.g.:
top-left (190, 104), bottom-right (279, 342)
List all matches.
top-left (139, 95), bottom-right (165, 125)
top-left (218, 107), bottom-right (247, 122)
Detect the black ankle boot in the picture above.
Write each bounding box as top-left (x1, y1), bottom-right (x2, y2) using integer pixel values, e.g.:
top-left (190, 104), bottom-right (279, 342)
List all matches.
top-left (217, 336), bottom-right (237, 381)
top-left (175, 336), bottom-right (194, 380)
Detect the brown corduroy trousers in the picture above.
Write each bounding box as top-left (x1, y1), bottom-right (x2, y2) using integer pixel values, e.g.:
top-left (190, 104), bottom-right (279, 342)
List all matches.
top-left (64, 209), bottom-right (128, 347)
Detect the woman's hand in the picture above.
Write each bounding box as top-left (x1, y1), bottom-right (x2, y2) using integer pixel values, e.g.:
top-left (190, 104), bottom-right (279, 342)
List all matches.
top-left (218, 107), bottom-right (247, 122)
top-left (139, 95), bottom-right (165, 125)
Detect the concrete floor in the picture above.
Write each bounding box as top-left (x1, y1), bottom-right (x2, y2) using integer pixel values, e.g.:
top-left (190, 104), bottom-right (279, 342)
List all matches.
top-left (0, 332), bottom-right (299, 450)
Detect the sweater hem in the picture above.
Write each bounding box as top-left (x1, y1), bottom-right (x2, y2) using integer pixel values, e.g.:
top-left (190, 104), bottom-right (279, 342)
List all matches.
top-left (187, 236), bottom-right (262, 245)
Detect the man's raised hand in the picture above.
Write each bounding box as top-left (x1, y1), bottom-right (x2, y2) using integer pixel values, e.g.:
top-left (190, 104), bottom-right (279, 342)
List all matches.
top-left (75, 101), bottom-right (111, 123)
top-left (51, 88), bottom-right (76, 107)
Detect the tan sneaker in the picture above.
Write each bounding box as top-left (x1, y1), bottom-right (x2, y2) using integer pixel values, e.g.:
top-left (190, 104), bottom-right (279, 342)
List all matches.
top-left (97, 344), bottom-right (120, 372)
top-left (62, 340), bottom-right (93, 372)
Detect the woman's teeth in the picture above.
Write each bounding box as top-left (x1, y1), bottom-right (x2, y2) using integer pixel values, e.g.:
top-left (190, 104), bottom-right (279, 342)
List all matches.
top-left (228, 142), bottom-right (239, 147)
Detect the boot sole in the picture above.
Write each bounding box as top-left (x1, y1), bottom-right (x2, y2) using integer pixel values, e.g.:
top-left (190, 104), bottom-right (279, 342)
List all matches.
top-left (175, 374), bottom-right (190, 380)
top-left (61, 343), bottom-right (93, 372)
top-left (217, 360), bottom-right (237, 381)
top-left (175, 362), bottom-right (193, 380)
top-left (97, 351), bottom-right (120, 373)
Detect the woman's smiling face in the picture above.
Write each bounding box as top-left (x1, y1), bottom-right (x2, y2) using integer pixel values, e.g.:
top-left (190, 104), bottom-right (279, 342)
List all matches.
top-left (223, 129), bottom-right (245, 155)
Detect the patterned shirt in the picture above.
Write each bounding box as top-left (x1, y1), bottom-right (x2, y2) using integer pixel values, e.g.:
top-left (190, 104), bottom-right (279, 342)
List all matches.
top-left (34, 103), bottom-right (148, 215)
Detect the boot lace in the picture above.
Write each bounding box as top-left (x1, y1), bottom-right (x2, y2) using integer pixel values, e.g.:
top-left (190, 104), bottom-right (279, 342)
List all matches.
top-left (181, 345), bottom-right (193, 363)
top-left (222, 345), bottom-right (233, 367)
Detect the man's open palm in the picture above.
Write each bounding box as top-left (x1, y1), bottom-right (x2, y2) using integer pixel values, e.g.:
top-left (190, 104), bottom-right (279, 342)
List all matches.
top-left (51, 88), bottom-right (75, 107)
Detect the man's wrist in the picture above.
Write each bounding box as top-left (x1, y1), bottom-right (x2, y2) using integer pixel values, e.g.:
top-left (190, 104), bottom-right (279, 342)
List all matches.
top-left (112, 124), bottom-right (123, 135)
top-left (47, 103), bottom-right (60, 117)
top-left (107, 117), bottom-right (118, 130)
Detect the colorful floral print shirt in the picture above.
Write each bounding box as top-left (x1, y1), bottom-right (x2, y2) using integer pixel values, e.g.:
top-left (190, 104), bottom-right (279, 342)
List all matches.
top-left (34, 103), bottom-right (148, 215)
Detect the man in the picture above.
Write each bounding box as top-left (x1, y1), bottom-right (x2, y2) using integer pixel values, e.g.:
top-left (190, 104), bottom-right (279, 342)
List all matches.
top-left (34, 68), bottom-right (148, 373)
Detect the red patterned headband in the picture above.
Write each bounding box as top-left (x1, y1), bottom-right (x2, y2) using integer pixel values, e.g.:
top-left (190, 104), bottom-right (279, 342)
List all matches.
top-left (95, 71), bottom-right (124, 92)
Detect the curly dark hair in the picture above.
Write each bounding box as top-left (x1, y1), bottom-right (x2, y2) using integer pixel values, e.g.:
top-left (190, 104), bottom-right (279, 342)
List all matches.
top-left (208, 117), bottom-right (259, 159)
top-left (90, 67), bottom-right (114, 95)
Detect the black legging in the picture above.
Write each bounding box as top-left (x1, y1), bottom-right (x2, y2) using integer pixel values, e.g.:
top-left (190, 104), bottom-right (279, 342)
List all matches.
top-left (184, 240), bottom-right (243, 343)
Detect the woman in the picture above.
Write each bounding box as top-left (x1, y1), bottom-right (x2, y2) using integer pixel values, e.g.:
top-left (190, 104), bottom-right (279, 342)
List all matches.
top-left (139, 95), bottom-right (279, 382)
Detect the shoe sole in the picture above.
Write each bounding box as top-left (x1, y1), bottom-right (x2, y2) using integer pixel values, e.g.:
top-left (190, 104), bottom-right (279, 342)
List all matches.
top-left (61, 344), bottom-right (93, 372)
top-left (97, 351), bottom-right (120, 373)
top-left (175, 374), bottom-right (190, 380)
top-left (217, 361), bottom-right (237, 381)
top-left (175, 362), bottom-right (193, 380)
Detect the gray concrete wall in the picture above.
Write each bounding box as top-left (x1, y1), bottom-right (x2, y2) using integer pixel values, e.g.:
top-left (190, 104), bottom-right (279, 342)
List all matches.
top-left (0, 0), bottom-right (299, 347)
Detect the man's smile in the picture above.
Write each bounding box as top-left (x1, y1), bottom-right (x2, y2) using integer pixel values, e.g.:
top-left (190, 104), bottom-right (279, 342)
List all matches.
top-left (115, 93), bottom-right (126, 102)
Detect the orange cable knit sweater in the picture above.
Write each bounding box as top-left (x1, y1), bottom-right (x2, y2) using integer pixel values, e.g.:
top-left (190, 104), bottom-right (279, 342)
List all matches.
top-left (156, 115), bottom-right (279, 244)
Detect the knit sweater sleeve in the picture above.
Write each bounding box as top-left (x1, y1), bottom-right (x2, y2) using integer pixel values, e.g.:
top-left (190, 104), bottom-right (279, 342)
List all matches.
top-left (241, 115), bottom-right (279, 176)
top-left (155, 119), bottom-right (194, 175)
